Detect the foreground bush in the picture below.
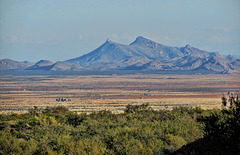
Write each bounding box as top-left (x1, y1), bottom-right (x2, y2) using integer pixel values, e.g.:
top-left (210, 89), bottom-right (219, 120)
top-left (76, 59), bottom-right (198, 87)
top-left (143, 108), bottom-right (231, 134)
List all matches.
top-left (0, 105), bottom-right (205, 154)
top-left (1, 99), bottom-right (239, 154)
top-left (174, 93), bottom-right (240, 154)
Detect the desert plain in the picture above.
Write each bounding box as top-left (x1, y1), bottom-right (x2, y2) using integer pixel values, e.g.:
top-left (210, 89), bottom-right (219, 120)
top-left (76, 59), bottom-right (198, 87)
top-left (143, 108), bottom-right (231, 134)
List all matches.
top-left (0, 73), bottom-right (239, 114)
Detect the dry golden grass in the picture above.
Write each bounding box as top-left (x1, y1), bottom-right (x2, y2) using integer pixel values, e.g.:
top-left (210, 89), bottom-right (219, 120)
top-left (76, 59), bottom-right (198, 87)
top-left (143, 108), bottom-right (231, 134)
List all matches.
top-left (0, 74), bottom-right (239, 114)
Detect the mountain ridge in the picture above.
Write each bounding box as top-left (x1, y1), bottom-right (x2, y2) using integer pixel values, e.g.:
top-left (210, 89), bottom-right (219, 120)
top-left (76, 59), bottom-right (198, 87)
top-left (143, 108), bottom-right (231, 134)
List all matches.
top-left (1, 36), bottom-right (239, 73)
top-left (65, 36), bottom-right (240, 73)
top-left (0, 59), bottom-right (34, 70)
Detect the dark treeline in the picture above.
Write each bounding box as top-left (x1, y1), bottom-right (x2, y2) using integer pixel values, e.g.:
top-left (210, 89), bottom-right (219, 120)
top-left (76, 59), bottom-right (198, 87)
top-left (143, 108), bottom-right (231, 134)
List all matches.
top-left (0, 94), bottom-right (239, 154)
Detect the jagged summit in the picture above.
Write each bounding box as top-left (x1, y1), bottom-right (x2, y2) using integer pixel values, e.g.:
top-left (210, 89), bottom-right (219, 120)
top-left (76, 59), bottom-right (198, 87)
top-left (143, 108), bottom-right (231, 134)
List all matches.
top-left (135, 36), bottom-right (147, 41)
top-left (185, 44), bottom-right (191, 49)
top-left (106, 38), bottom-right (112, 43)
top-left (131, 36), bottom-right (156, 46)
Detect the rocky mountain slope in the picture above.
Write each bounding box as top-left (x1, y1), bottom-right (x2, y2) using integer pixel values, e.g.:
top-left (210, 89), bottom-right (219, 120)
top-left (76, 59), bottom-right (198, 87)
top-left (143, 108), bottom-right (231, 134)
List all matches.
top-left (66, 36), bottom-right (240, 73)
top-left (26, 60), bottom-right (55, 70)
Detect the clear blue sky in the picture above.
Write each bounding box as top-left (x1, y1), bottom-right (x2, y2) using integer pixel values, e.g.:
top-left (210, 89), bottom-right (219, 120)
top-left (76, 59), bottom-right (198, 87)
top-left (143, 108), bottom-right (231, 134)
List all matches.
top-left (0, 0), bottom-right (239, 62)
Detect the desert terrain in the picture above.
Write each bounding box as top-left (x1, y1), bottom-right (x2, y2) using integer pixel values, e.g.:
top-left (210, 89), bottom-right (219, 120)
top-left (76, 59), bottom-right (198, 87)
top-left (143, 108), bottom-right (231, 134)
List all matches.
top-left (0, 73), bottom-right (239, 114)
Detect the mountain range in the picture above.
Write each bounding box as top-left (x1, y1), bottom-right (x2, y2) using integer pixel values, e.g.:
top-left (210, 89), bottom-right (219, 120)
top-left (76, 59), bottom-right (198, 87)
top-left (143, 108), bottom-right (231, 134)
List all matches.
top-left (1, 36), bottom-right (240, 73)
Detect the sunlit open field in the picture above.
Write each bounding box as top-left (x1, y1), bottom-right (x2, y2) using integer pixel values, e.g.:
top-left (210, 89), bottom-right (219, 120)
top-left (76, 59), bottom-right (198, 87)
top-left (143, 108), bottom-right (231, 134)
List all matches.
top-left (0, 73), bottom-right (239, 114)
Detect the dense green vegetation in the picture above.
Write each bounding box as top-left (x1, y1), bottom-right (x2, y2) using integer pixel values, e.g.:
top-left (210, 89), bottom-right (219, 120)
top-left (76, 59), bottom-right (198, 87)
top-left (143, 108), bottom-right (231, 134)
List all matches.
top-left (0, 94), bottom-right (239, 154)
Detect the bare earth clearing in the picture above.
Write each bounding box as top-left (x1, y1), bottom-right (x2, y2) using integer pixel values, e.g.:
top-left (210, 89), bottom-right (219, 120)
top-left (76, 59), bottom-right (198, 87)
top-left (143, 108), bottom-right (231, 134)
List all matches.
top-left (0, 74), bottom-right (239, 114)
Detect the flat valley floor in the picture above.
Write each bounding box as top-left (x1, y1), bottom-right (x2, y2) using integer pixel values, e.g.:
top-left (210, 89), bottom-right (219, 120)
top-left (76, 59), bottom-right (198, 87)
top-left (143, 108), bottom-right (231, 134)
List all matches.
top-left (0, 73), bottom-right (239, 114)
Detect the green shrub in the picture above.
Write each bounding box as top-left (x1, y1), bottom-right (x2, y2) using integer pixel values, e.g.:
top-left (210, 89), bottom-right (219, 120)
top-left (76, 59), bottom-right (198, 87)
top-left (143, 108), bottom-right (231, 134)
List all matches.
top-left (0, 104), bottom-right (209, 154)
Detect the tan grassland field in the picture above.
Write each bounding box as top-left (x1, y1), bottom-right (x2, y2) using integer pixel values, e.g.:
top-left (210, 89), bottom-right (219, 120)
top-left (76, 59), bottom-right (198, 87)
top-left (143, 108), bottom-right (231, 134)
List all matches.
top-left (0, 74), bottom-right (239, 114)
